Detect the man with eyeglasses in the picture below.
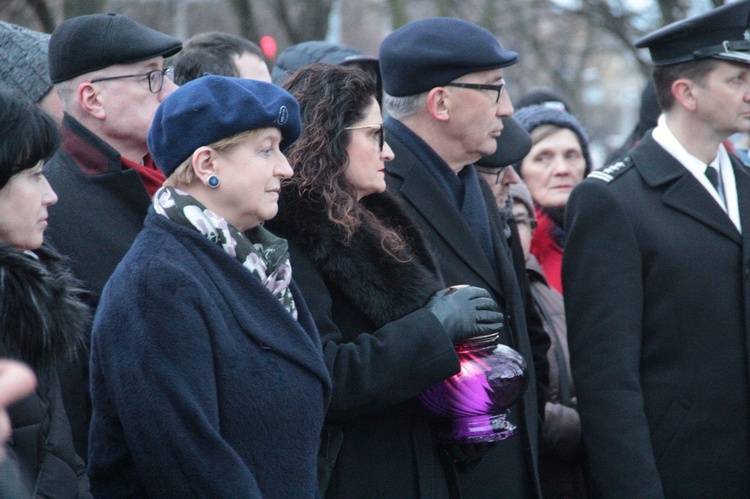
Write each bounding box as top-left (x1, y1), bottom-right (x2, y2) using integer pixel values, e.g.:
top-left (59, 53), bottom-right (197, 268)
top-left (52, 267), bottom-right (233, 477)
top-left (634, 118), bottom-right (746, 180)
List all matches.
top-left (379, 17), bottom-right (546, 498)
top-left (41, 13), bottom-right (181, 463)
top-left (45, 13), bottom-right (181, 304)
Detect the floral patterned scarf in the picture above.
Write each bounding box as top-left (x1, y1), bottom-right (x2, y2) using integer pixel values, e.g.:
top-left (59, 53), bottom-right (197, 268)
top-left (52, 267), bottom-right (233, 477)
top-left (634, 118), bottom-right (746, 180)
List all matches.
top-left (153, 186), bottom-right (297, 319)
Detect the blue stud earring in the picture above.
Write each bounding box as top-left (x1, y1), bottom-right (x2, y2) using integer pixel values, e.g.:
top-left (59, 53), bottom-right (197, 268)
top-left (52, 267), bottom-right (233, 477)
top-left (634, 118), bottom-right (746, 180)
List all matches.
top-left (207, 175), bottom-right (220, 188)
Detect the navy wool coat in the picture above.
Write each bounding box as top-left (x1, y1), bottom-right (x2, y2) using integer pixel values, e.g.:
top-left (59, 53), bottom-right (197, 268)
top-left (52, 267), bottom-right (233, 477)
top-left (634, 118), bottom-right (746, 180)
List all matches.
top-left (88, 211), bottom-right (332, 497)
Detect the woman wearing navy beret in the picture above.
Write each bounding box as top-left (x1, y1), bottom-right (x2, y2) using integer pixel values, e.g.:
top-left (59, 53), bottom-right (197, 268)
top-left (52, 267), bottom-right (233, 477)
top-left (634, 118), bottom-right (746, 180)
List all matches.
top-left (268, 63), bottom-right (504, 498)
top-left (87, 76), bottom-right (331, 497)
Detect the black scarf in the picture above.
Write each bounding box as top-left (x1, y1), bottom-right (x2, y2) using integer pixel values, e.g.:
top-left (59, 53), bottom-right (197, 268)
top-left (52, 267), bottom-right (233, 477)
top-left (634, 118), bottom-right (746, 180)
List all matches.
top-left (542, 206), bottom-right (567, 249)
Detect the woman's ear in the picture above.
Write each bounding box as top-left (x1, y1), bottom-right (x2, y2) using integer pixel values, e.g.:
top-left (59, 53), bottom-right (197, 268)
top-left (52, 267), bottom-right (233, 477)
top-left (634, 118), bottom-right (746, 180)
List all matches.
top-left (191, 146), bottom-right (218, 186)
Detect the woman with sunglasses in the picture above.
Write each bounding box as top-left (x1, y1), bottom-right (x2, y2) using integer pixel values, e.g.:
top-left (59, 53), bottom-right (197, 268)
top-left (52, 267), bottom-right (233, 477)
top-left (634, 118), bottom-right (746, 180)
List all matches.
top-left (268, 63), bottom-right (504, 498)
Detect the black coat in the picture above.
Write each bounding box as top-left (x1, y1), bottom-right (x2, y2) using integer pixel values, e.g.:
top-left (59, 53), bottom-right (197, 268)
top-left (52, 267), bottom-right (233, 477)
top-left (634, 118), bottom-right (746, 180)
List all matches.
top-left (563, 133), bottom-right (750, 497)
top-left (268, 191), bottom-right (461, 498)
top-left (44, 114), bottom-right (152, 306)
top-left (385, 131), bottom-right (544, 498)
top-left (0, 243), bottom-right (91, 497)
top-left (44, 114), bottom-right (152, 461)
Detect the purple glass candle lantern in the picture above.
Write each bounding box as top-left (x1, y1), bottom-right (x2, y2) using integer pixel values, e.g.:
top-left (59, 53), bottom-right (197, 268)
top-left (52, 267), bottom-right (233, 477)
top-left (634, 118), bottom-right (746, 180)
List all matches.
top-left (418, 333), bottom-right (528, 444)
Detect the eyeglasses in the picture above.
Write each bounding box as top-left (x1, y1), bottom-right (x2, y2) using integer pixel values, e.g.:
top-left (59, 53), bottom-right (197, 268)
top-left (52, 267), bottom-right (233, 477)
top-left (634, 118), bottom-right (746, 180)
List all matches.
top-left (446, 78), bottom-right (506, 103)
top-left (344, 123), bottom-right (386, 151)
top-left (475, 166), bottom-right (508, 184)
top-left (514, 216), bottom-right (538, 232)
top-left (91, 67), bottom-right (174, 94)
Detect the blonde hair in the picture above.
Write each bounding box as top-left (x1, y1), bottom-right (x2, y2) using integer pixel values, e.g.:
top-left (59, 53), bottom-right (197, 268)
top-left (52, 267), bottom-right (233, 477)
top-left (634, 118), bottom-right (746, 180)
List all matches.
top-left (163, 128), bottom-right (263, 188)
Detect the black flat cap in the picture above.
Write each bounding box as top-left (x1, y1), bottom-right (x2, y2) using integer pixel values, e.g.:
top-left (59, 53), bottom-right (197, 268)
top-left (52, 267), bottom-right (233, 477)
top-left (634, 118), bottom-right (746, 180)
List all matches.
top-left (635, 0), bottom-right (750, 67)
top-left (49, 13), bottom-right (182, 83)
top-left (379, 18), bottom-right (518, 97)
top-left (475, 117), bottom-right (531, 169)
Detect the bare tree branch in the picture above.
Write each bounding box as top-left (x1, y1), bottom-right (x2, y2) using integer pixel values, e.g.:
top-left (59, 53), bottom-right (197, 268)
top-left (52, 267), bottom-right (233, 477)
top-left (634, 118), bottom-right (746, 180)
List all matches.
top-left (25, 0), bottom-right (54, 32)
top-left (228, 0), bottom-right (259, 42)
top-left (387, 0), bottom-right (408, 29)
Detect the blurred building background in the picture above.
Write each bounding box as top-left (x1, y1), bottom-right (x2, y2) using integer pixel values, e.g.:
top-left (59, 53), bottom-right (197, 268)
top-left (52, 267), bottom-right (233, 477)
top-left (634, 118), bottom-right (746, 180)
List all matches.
top-left (0, 0), bottom-right (732, 167)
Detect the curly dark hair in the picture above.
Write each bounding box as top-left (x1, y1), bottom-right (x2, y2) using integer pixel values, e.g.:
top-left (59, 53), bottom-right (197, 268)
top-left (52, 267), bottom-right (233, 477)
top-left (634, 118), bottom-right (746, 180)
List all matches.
top-left (281, 63), bottom-right (406, 257)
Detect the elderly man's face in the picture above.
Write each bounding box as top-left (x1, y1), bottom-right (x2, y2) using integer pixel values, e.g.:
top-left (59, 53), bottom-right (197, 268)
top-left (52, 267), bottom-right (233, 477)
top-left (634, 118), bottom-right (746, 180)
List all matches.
top-left (94, 56), bottom-right (178, 160)
top-left (477, 164), bottom-right (521, 207)
top-left (444, 68), bottom-right (513, 164)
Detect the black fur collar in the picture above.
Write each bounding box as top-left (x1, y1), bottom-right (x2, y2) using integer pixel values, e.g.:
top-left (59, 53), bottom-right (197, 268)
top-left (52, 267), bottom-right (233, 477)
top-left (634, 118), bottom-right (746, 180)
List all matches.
top-left (270, 190), bottom-right (444, 328)
top-left (0, 243), bottom-right (90, 370)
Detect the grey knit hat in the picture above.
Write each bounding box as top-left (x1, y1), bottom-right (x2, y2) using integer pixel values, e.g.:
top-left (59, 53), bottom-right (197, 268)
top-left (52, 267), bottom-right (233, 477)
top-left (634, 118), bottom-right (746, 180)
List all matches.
top-left (512, 104), bottom-right (592, 175)
top-left (509, 179), bottom-right (535, 219)
top-left (0, 21), bottom-right (53, 103)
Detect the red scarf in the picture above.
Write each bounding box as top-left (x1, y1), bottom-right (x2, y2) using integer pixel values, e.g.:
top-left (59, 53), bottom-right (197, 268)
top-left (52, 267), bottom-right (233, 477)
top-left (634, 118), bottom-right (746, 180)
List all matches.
top-left (530, 209), bottom-right (564, 294)
top-left (121, 155), bottom-right (165, 198)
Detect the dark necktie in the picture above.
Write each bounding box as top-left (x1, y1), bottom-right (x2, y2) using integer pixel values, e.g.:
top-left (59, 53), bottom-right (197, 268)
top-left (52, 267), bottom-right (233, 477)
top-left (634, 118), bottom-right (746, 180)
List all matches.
top-left (705, 165), bottom-right (726, 209)
top-left (705, 165), bottom-right (720, 191)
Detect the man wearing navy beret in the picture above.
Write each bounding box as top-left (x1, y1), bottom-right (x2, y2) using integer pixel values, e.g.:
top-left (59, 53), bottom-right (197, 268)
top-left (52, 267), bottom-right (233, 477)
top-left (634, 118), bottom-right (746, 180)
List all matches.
top-left (563, 1), bottom-right (750, 496)
top-left (42, 13), bottom-right (181, 462)
top-left (380, 17), bottom-right (548, 498)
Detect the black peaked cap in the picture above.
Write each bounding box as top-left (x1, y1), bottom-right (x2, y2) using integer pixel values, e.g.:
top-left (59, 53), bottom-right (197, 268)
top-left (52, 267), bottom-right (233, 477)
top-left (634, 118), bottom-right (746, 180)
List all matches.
top-left (635, 0), bottom-right (750, 67)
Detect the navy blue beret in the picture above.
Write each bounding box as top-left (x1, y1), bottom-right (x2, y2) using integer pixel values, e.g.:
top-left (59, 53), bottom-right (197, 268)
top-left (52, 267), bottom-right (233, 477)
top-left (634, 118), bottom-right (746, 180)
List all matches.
top-left (49, 13), bottom-right (182, 83)
top-left (379, 17), bottom-right (518, 97)
top-left (148, 75), bottom-right (301, 177)
top-left (635, 0), bottom-right (750, 67)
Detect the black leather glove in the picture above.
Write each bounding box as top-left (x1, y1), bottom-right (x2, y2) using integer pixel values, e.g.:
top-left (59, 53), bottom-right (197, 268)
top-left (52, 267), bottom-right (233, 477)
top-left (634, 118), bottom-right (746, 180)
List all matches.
top-left (426, 286), bottom-right (504, 344)
top-left (444, 441), bottom-right (498, 471)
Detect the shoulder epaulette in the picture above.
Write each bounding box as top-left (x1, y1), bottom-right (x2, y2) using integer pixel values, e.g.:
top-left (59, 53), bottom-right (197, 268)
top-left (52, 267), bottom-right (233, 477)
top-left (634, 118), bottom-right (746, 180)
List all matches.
top-left (587, 156), bottom-right (634, 183)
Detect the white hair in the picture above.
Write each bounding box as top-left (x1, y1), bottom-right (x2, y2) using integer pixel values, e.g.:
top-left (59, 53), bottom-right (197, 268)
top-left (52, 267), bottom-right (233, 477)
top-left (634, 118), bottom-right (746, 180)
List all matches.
top-left (384, 92), bottom-right (428, 121)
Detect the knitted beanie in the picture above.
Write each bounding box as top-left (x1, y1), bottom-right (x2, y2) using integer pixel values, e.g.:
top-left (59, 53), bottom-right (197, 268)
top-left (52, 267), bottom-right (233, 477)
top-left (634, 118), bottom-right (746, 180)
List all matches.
top-left (509, 179), bottom-right (534, 219)
top-left (513, 104), bottom-right (592, 175)
top-left (0, 21), bottom-right (52, 103)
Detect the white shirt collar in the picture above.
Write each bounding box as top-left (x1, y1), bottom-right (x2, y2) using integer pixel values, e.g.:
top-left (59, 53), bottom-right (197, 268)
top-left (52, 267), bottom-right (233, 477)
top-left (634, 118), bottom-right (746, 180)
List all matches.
top-left (652, 114), bottom-right (741, 233)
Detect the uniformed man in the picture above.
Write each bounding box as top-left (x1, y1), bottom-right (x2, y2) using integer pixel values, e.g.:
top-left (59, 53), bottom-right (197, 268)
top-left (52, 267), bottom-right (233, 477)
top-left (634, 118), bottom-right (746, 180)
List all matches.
top-left (563, 1), bottom-right (750, 496)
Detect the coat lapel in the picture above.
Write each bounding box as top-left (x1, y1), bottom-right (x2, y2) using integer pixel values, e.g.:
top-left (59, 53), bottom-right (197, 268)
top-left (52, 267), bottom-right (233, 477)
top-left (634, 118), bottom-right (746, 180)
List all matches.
top-left (734, 158), bottom-right (750, 255)
top-left (386, 135), bottom-right (503, 296)
top-left (633, 135), bottom-right (741, 244)
top-left (177, 226), bottom-right (330, 385)
top-left (733, 160), bottom-right (750, 384)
